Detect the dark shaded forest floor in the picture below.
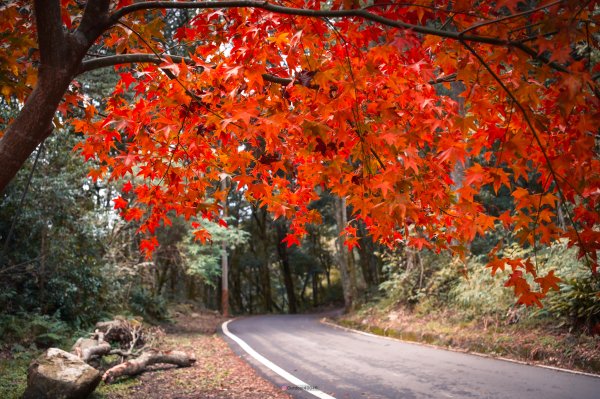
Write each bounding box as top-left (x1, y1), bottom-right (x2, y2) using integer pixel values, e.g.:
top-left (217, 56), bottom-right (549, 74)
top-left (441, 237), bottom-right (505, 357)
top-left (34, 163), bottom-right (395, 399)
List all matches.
top-left (330, 305), bottom-right (600, 375)
top-left (94, 308), bottom-right (290, 399)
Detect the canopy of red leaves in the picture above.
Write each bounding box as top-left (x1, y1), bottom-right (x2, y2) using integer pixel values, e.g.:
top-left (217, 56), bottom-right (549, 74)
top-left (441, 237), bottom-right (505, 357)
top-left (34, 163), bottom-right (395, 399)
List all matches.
top-left (2, 0), bottom-right (598, 305)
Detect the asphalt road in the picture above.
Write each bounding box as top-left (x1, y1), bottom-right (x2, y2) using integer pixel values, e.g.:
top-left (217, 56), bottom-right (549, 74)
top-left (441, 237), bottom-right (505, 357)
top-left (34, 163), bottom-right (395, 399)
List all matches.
top-left (221, 312), bottom-right (600, 399)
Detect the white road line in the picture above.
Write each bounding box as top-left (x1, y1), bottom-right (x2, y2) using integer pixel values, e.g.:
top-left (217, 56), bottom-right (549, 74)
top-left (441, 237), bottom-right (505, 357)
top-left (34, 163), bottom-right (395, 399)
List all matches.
top-left (222, 319), bottom-right (336, 399)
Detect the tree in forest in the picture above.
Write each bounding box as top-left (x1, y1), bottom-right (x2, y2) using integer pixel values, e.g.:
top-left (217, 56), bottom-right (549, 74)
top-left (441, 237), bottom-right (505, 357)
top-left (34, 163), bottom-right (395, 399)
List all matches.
top-left (0, 0), bottom-right (598, 308)
top-left (0, 126), bottom-right (109, 327)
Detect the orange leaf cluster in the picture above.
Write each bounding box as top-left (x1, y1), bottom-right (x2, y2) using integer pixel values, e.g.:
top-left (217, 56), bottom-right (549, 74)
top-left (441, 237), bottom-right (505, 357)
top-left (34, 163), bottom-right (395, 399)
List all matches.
top-left (2, 0), bottom-right (598, 305)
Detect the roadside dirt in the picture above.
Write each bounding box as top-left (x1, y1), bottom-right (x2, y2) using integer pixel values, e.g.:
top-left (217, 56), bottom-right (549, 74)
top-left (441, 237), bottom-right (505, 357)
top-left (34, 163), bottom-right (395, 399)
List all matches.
top-left (95, 308), bottom-right (291, 399)
top-left (333, 306), bottom-right (600, 375)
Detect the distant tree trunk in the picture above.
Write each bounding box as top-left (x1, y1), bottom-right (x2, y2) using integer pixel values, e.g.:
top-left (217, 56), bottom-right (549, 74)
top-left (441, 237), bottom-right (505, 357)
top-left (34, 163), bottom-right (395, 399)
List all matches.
top-left (213, 276), bottom-right (220, 311)
top-left (169, 260), bottom-right (178, 299)
top-left (557, 199), bottom-right (566, 230)
top-left (202, 280), bottom-right (212, 310)
top-left (231, 259), bottom-right (244, 314)
top-left (221, 241), bottom-right (229, 317)
top-left (275, 220), bottom-right (297, 314)
top-left (186, 277), bottom-right (196, 300)
top-left (300, 272), bottom-right (310, 304)
top-left (39, 225), bottom-right (47, 313)
top-left (220, 178), bottom-right (229, 317)
top-left (253, 205), bottom-right (273, 312)
top-left (334, 195), bottom-right (357, 311)
top-left (245, 271), bottom-right (254, 314)
top-left (155, 264), bottom-right (168, 297)
top-left (357, 222), bottom-right (382, 288)
top-left (312, 271), bottom-right (318, 307)
top-left (324, 266), bottom-right (331, 289)
top-left (259, 259), bottom-right (273, 312)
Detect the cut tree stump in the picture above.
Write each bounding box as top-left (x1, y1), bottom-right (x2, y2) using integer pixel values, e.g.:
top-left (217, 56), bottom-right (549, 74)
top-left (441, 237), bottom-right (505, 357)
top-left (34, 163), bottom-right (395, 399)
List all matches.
top-left (95, 319), bottom-right (141, 345)
top-left (102, 350), bottom-right (196, 383)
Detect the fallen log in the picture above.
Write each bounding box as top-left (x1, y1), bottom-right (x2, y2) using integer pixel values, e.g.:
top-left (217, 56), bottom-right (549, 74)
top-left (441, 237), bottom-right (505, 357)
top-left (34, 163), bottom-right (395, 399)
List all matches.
top-left (24, 318), bottom-right (194, 397)
top-left (72, 332), bottom-right (112, 363)
top-left (102, 350), bottom-right (196, 383)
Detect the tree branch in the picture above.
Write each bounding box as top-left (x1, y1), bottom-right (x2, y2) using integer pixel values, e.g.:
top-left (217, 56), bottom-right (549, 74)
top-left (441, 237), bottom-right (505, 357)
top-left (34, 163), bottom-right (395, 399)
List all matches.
top-left (77, 0), bottom-right (112, 44)
top-left (459, 0), bottom-right (563, 37)
top-left (460, 39), bottom-right (592, 270)
top-left (78, 53), bottom-right (458, 88)
top-left (109, 1), bottom-right (572, 75)
top-left (77, 53), bottom-right (300, 86)
top-left (110, 1), bottom-right (512, 46)
top-left (102, 350), bottom-right (196, 384)
top-left (78, 54), bottom-right (197, 75)
top-left (34, 0), bottom-right (65, 66)
top-left (456, 0), bottom-right (569, 75)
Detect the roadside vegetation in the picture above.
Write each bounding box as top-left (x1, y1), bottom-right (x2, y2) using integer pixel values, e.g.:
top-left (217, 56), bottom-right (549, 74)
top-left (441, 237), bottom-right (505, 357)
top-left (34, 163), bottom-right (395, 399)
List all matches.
top-left (333, 242), bottom-right (600, 374)
top-left (1, 305), bottom-right (289, 399)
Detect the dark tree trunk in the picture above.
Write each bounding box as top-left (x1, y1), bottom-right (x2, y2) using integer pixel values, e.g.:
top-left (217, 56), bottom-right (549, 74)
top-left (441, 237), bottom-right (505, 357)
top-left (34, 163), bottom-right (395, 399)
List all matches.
top-left (275, 220), bottom-right (297, 314)
top-left (186, 276), bottom-right (196, 300)
top-left (216, 276), bottom-right (222, 312)
top-left (334, 195), bottom-right (357, 311)
top-left (0, 71), bottom-right (69, 191)
top-left (232, 258), bottom-right (244, 313)
top-left (259, 259), bottom-right (273, 312)
top-left (0, 0), bottom-right (112, 192)
top-left (155, 264), bottom-right (168, 297)
top-left (169, 259), bottom-right (178, 299)
top-left (357, 221), bottom-right (381, 288)
top-left (252, 205), bottom-right (273, 312)
top-left (300, 272), bottom-right (310, 304)
top-left (312, 272), bottom-right (318, 307)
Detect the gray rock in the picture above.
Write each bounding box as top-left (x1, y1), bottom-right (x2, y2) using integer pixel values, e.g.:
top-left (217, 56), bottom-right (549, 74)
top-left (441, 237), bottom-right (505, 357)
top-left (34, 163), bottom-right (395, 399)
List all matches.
top-left (22, 348), bottom-right (101, 399)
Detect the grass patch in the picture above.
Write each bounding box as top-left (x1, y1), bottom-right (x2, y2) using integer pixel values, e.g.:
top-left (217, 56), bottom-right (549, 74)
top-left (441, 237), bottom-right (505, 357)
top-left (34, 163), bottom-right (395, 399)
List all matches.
top-left (92, 378), bottom-right (142, 398)
top-left (0, 348), bottom-right (38, 399)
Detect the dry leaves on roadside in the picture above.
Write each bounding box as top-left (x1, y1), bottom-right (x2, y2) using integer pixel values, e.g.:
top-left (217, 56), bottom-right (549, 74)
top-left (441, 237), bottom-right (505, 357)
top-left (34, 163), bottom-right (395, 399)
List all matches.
top-left (97, 310), bottom-right (291, 399)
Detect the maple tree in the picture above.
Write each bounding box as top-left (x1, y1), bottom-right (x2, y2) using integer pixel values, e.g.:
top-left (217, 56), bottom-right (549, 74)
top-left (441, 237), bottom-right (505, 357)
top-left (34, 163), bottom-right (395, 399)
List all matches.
top-left (0, 0), bottom-right (598, 307)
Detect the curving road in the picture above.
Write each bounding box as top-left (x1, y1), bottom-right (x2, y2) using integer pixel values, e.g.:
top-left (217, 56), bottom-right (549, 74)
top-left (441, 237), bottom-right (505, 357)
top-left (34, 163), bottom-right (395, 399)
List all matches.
top-left (221, 313), bottom-right (600, 399)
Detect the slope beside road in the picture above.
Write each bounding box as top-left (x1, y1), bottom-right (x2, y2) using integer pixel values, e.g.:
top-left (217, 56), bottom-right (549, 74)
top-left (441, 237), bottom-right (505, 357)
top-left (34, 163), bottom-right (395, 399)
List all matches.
top-left (221, 313), bottom-right (600, 399)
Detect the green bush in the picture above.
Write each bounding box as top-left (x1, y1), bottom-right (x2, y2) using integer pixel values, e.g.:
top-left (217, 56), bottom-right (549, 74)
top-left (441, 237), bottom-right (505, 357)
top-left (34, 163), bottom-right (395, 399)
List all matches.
top-left (379, 249), bottom-right (423, 307)
top-left (129, 287), bottom-right (168, 322)
top-left (0, 313), bottom-right (69, 348)
top-left (545, 273), bottom-right (600, 332)
top-left (449, 255), bottom-right (515, 320)
top-left (377, 240), bottom-right (599, 333)
top-left (379, 249), bottom-right (461, 310)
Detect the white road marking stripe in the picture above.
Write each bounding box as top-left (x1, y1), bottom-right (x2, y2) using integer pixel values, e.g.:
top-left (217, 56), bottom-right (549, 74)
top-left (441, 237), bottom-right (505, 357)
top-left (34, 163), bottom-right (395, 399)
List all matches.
top-left (222, 319), bottom-right (336, 399)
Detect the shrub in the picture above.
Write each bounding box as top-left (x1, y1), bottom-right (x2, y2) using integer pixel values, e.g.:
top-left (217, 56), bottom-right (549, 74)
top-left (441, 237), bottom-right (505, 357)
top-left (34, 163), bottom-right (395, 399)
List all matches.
top-left (129, 287), bottom-right (168, 322)
top-left (0, 313), bottom-right (69, 348)
top-left (545, 273), bottom-right (600, 332)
